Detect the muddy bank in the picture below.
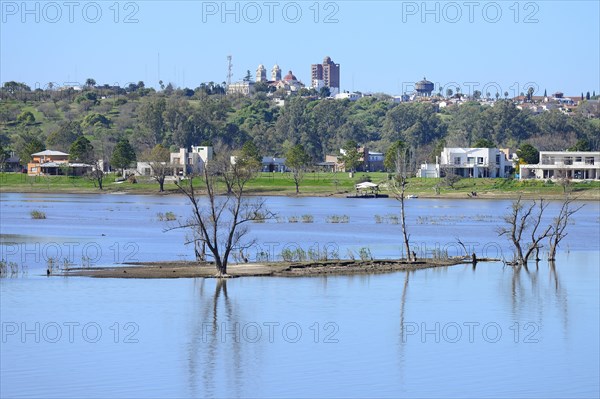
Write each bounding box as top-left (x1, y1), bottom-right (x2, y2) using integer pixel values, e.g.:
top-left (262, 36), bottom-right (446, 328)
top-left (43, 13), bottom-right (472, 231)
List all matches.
top-left (62, 257), bottom-right (498, 279)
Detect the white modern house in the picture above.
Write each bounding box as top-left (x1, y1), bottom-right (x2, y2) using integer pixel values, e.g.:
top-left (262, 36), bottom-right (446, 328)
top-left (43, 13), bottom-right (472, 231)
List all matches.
top-left (136, 146), bottom-right (213, 177)
top-left (418, 148), bottom-right (512, 178)
top-left (170, 146), bottom-right (213, 176)
top-left (520, 151), bottom-right (600, 181)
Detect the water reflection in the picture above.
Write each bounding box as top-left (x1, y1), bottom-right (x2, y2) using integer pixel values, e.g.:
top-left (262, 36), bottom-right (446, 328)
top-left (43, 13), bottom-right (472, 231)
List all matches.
top-left (187, 279), bottom-right (249, 398)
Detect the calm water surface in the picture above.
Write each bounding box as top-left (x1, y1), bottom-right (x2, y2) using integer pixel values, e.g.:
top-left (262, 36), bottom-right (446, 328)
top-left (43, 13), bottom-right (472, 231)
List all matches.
top-left (1, 193), bottom-right (599, 398)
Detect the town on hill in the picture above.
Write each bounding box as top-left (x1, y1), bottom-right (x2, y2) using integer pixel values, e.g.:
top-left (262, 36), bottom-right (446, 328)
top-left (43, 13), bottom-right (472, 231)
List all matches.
top-left (1, 69), bottom-right (599, 193)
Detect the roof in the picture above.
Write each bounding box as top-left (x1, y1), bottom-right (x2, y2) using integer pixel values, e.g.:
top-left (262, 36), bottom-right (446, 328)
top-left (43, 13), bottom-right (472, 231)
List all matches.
top-left (32, 150), bottom-right (69, 156)
top-left (40, 162), bottom-right (91, 168)
top-left (283, 71), bottom-right (297, 81)
top-left (356, 182), bottom-right (379, 189)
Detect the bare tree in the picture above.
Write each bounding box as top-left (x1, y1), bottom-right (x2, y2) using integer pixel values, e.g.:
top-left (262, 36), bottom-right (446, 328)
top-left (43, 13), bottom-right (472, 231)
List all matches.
top-left (285, 144), bottom-right (310, 194)
top-left (555, 168), bottom-right (572, 194)
top-left (441, 166), bottom-right (461, 189)
top-left (548, 196), bottom-right (584, 261)
top-left (522, 199), bottom-right (553, 262)
top-left (170, 156), bottom-right (270, 277)
top-left (390, 143), bottom-right (415, 262)
top-left (87, 160), bottom-right (105, 190)
top-left (497, 197), bottom-right (552, 265)
top-left (143, 144), bottom-right (173, 192)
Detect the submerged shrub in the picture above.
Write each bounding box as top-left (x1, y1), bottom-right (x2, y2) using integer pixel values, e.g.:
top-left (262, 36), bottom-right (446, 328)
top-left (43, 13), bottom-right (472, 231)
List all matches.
top-left (301, 214), bottom-right (314, 223)
top-left (358, 247), bottom-right (373, 261)
top-left (326, 215), bottom-right (349, 223)
top-left (30, 210), bottom-right (46, 219)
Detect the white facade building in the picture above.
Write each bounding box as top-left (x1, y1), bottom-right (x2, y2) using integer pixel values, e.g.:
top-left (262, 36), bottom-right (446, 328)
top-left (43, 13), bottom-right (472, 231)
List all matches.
top-left (227, 81), bottom-right (254, 95)
top-left (418, 148), bottom-right (512, 178)
top-left (170, 146), bottom-right (214, 176)
top-left (334, 92), bottom-right (361, 101)
top-left (520, 151), bottom-right (599, 181)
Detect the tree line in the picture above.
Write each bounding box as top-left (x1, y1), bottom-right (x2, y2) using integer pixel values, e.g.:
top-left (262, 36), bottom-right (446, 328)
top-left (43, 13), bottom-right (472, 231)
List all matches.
top-left (1, 81), bottom-right (599, 173)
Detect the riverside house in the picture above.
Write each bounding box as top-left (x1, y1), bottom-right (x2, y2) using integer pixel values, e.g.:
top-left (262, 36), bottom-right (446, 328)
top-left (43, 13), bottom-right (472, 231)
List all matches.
top-left (418, 147), bottom-right (512, 178)
top-left (519, 151), bottom-right (600, 181)
top-left (27, 150), bottom-right (91, 176)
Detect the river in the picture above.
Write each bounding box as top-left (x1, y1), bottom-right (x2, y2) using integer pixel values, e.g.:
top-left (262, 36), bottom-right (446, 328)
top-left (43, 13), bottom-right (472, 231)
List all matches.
top-left (1, 193), bottom-right (599, 398)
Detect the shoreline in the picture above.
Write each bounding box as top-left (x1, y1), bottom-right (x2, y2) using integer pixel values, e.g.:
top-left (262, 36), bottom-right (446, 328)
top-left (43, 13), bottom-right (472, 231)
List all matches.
top-left (61, 257), bottom-right (499, 279)
top-left (1, 187), bottom-right (599, 200)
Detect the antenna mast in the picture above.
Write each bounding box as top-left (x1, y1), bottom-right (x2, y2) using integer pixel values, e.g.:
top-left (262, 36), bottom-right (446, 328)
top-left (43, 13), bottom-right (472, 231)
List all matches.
top-left (227, 55), bottom-right (233, 86)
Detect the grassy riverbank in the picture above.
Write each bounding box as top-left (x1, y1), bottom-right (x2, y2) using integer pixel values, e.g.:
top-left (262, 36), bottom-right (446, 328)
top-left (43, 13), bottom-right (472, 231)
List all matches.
top-left (1, 172), bottom-right (599, 200)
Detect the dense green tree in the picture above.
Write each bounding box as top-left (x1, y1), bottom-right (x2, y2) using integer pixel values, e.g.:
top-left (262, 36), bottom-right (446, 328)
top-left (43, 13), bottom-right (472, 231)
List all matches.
top-left (85, 78), bottom-right (96, 88)
top-left (46, 121), bottom-right (82, 151)
top-left (110, 138), bottom-right (137, 173)
top-left (69, 136), bottom-right (95, 163)
top-left (0, 142), bottom-right (10, 171)
top-left (484, 100), bottom-right (534, 144)
top-left (517, 143), bottom-right (539, 164)
top-left (16, 111), bottom-right (35, 125)
top-left (2, 81), bottom-right (31, 94)
top-left (82, 113), bottom-right (111, 128)
top-left (275, 97), bottom-right (312, 153)
top-left (445, 102), bottom-right (486, 146)
top-left (138, 97), bottom-right (167, 146)
top-left (384, 140), bottom-right (406, 171)
top-left (338, 140), bottom-right (361, 172)
top-left (383, 103), bottom-right (445, 149)
top-left (76, 91), bottom-right (98, 104)
top-left (21, 138), bottom-right (45, 164)
top-left (568, 139), bottom-right (591, 152)
top-left (473, 138), bottom-right (496, 148)
top-left (319, 87), bottom-right (331, 98)
top-left (240, 140), bottom-right (262, 164)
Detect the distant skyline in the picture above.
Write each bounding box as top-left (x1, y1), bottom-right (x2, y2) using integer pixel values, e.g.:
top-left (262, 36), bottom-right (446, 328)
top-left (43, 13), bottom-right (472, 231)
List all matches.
top-left (1, 1), bottom-right (599, 97)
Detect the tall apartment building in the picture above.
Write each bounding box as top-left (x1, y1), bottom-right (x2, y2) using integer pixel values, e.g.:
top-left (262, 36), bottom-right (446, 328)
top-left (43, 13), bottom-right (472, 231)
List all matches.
top-left (311, 56), bottom-right (340, 96)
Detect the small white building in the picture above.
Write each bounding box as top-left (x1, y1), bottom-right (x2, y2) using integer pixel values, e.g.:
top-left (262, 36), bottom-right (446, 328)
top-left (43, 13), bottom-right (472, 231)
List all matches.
top-left (520, 151), bottom-right (599, 181)
top-left (262, 156), bottom-right (287, 173)
top-left (418, 147), bottom-right (511, 178)
top-left (334, 92), bottom-right (361, 101)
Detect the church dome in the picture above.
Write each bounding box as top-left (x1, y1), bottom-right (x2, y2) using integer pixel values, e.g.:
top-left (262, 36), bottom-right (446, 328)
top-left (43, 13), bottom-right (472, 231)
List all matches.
top-left (284, 71), bottom-right (297, 81)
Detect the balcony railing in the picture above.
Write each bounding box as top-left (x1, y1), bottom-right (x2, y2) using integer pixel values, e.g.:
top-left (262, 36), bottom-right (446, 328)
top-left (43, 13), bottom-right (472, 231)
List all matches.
top-left (445, 163), bottom-right (490, 168)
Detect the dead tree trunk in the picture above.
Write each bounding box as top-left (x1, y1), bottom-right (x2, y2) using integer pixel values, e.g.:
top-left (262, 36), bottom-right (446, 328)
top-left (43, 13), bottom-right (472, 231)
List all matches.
top-left (548, 196), bottom-right (584, 261)
top-left (399, 179), bottom-right (412, 262)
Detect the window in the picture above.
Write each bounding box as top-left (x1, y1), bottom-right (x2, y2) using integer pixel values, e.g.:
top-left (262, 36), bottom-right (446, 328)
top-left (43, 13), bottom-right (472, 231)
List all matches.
top-left (495, 154), bottom-right (501, 164)
top-left (467, 157), bottom-right (475, 164)
top-left (585, 157), bottom-right (595, 165)
top-left (477, 157), bottom-right (484, 165)
top-left (575, 157), bottom-right (582, 162)
top-left (454, 157), bottom-right (461, 165)
top-left (564, 157), bottom-right (573, 165)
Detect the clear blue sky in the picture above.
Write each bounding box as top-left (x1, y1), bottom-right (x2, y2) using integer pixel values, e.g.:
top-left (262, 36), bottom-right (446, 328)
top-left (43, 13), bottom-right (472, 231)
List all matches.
top-left (1, 0), bottom-right (599, 97)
